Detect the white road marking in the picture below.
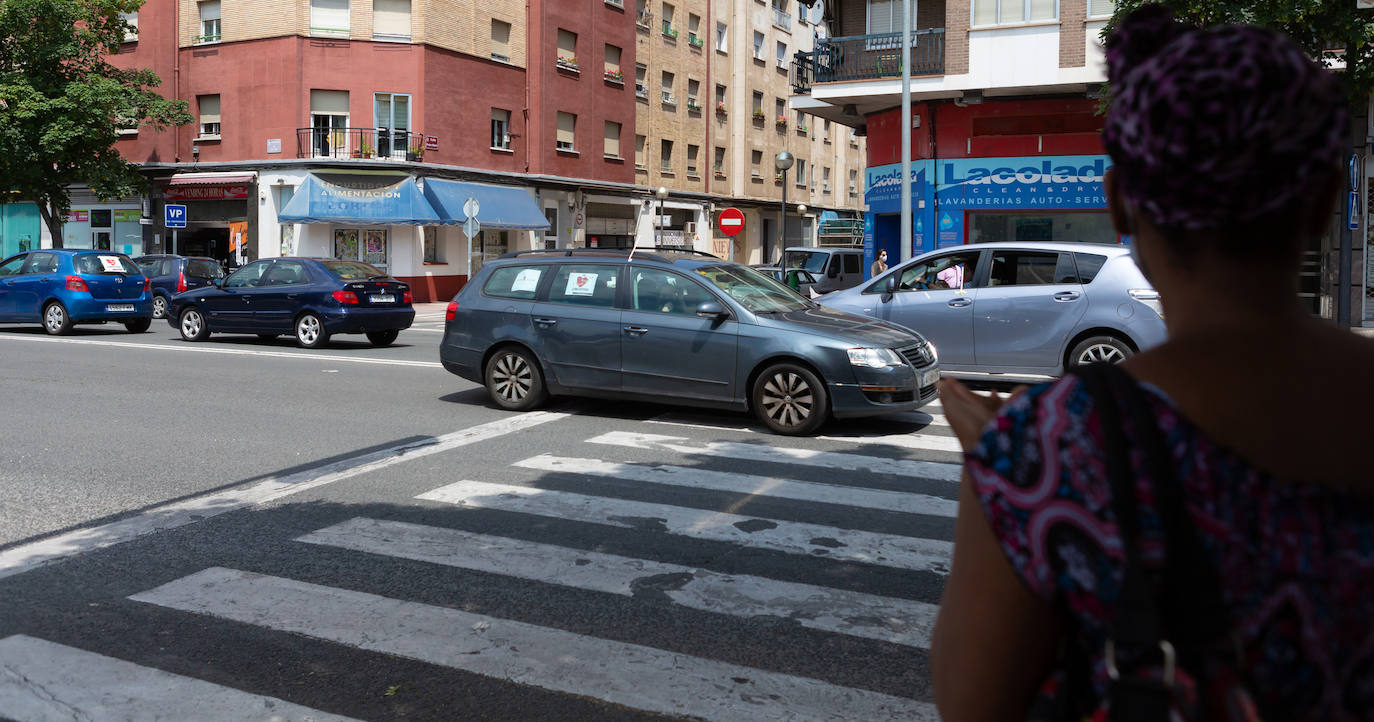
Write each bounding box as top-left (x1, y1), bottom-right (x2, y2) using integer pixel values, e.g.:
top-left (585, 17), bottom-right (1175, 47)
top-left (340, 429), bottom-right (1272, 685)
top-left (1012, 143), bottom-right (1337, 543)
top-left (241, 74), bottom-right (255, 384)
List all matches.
top-left (587, 431), bottom-right (962, 483)
top-left (0, 412), bottom-right (569, 581)
top-left (0, 635), bottom-right (360, 722)
top-left (514, 454), bottom-right (958, 518)
top-left (417, 481), bottom-right (952, 574)
top-left (132, 568), bottom-right (939, 721)
top-left (816, 432), bottom-right (962, 453)
top-left (0, 334), bottom-right (443, 368)
top-left (299, 518), bottom-right (941, 647)
top-left (646, 409), bottom-right (950, 432)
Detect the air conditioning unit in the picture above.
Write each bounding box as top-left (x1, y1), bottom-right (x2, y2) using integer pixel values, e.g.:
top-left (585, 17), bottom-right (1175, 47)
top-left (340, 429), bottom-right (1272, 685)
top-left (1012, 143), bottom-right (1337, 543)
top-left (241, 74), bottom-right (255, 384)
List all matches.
top-left (683, 221), bottom-right (697, 234)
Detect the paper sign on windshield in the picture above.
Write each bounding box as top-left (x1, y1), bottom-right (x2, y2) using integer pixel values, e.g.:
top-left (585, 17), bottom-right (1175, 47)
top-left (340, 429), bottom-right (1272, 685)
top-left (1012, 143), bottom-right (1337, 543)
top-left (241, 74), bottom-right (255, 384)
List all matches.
top-left (98, 255), bottom-right (124, 272)
top-left (565, 272), bottom-right (597, 296)
top-left (511, 269), bottom-right (541, 293)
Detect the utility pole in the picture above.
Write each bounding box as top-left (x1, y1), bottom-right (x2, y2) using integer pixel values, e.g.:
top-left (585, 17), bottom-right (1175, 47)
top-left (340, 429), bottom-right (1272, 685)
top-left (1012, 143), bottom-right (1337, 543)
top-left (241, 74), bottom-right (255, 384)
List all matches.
top-left (900, 0), bottom-right (912, 262)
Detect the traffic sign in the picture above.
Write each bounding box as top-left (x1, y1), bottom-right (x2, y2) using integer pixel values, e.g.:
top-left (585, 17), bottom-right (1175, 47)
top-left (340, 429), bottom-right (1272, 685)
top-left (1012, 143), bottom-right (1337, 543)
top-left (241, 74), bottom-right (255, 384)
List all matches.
top-left (718, 207), bottom-right (745, 237)
top-left (164, 204), bottom-right (187, 229)
top-left (463, 197), bottom-right (481, 239)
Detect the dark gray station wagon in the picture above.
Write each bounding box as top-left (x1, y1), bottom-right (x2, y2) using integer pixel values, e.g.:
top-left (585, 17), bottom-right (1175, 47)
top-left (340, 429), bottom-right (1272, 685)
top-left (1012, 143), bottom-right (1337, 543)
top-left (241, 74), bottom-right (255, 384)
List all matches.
top-left (440, 248), bottom-right (940, 435)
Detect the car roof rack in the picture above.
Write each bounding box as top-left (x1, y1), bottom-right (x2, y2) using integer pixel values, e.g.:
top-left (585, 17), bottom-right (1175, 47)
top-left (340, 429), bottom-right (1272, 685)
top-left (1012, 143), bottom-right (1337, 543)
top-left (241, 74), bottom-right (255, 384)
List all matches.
top-left (499, 247), bottom-right (721, 262)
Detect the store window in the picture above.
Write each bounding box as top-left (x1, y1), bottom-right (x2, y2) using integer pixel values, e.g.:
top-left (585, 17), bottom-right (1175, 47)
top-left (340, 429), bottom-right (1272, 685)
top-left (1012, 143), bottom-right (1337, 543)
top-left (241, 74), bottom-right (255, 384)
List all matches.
top-left (423, 226), bottom-right (444, 263)
top-left (968, 211), bottom-right (1116, 244)
top-left (333, 228), bottom-right (388, 268)
top-left (470, 230), bottom-right (509, 275)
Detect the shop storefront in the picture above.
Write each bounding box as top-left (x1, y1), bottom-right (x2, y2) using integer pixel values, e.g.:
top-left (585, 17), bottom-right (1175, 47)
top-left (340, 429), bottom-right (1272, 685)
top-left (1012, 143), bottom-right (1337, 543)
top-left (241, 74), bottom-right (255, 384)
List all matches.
top-left (1, 202), bottom-right (43, 257)
top-left (60, 205), bottom-right (144, 255)
top-left (585, 198), bottom-right (638, 250)
top-left (863, 155), bottom-right (1117, 274)
top-left (156, 172), bottom-right (257, 266)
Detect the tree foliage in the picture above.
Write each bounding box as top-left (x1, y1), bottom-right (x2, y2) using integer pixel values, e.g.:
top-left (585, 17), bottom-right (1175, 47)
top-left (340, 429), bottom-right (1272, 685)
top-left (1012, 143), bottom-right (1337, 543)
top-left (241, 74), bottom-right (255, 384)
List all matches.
top-left (0, 0), bottom-right (191, 244)
top-left (1104, 1), bottom-right (1374, 103)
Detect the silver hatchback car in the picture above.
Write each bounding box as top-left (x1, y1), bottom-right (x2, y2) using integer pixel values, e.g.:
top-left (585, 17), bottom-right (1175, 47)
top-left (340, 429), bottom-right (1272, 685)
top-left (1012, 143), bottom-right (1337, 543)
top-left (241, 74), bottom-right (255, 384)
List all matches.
top-left (819, 242), bottom-right (1167, 380)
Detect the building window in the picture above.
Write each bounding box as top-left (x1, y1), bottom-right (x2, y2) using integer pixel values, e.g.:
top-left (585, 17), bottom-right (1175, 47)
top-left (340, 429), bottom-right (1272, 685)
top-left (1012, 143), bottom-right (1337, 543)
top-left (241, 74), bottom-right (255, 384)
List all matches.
top-left (635, 134), bottom-right (647, 168)
top-left (635, 63), bottom-right (648, 98)
top-left (556, 111), bottom-right (576, 151)
top-left (686, 144), bottom-right (699, 176)
top-left (661, 2), bottom-right (675, 34)
top-left (490, 19), bottom-right (512, 62)
top-left (795, 159), bottom-right (806, 186)
top-left (713, 146), bottom-right (725, 173)
top-left (823, 166), bottom-right (831, 193)
top-left (752, 90), bottom-right (763, 115)
top-left (423, 226), bottom-right (444, 263)
top-left (197, 0), bottom-right (221, 43)
top-left (715, 21), bottom-right (727, 52)
top-left (849, 169), bottom-right (859, 195)
top-left (373, 93), bottom-right (410, 160)
top-left (823, 119), bottom-right (831, 142)
top-left (557, 28), bottom-right (578, 69)
top-left (605, 44), bottom-right (622, 80)
top-left (121, 11), bottom-right (138, 42)
top-left (1087, 0), bottom-right (1113, 18)
top-left (661, 70), bottom-right (675, 105)
top-left (687, 13), bottom-right (701, 45)
top-left (310, 89), bottom-right (349, 158)
top-left (373, 0), bottom-right (410, 41)
top-left (752, 31), bottom-right (764, 60)
top-left (751, 149), bottom-right (763, 178)
top-left (491, 108), bottom-right (511, 149)
top-left (197, 94), bottom-right (221, 138)
top-left (660, 139), bottom-right (673, 172)
top-left (604, 121), bottom-right (622, 158)
top-left (972, 0), bottom-right (1056, 26)
top-left (866, 0), bottom-right (918, 34)
top-left (310, 0), bottom-right (349, 38)
top-left (687, 78), bottom-right (699, 110)
top-left (775, 40), bottom-right (787, 69)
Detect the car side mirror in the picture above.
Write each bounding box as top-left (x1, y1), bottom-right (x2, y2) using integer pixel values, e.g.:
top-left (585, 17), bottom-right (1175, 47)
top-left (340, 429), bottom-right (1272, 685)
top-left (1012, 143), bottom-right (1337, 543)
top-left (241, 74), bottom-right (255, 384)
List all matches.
top-left (883, 276), bottom-right (897, 298)
top-left (696, 301), bottom-right (728, 320)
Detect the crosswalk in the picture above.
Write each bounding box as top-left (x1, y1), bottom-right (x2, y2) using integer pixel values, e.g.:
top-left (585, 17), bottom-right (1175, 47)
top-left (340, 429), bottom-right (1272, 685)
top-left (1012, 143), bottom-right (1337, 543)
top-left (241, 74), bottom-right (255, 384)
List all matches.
top-left (1, 402), bottom-right (960, 720)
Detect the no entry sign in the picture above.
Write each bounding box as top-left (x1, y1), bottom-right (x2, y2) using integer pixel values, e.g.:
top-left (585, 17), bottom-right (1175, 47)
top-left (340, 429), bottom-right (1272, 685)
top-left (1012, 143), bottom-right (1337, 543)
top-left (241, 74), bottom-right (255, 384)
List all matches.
top-left (718, 207), bottom-right (745, 237)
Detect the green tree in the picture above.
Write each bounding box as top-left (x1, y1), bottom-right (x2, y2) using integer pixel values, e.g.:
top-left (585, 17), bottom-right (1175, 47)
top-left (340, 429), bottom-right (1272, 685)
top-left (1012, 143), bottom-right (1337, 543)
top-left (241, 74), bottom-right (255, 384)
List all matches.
top-left (1104, 1), bottom-right (1374, 102)
top-left (0, 0), bottom-right (191, 246)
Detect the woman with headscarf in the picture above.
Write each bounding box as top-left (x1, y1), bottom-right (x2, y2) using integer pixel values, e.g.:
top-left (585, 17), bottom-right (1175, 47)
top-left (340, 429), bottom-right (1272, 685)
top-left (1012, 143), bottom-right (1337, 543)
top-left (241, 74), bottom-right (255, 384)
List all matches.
top-left (930, 5), bottom-right (1374, 720)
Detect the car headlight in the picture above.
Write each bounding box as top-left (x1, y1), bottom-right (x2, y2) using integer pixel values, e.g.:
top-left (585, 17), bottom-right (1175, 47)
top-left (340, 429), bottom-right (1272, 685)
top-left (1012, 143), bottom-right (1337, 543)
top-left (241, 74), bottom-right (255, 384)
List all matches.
top-left (925, 341), bottom-right (938, 362)
top-left (847, 347), bottom-right (905, 368)
top-left (1127, 288), bottom-right (1165, 319)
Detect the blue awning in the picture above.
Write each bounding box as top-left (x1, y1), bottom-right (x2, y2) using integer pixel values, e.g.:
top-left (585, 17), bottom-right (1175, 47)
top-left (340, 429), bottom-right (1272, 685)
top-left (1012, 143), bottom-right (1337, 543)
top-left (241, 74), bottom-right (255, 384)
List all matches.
top-left (279, 173), bottom-right (440, 225)
top-left (422, 179), bottom-right (550, 230)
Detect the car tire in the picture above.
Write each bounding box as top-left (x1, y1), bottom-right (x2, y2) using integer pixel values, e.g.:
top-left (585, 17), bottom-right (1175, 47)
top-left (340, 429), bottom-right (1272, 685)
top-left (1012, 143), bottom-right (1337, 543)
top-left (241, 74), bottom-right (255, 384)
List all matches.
top-left (366, 329), bottom-right (400, 347)
top-left (1068, 335), bottom-right (1132, 367)
top-left (179, 307), bottom-right (210, 342)
top-left (151, 295), bottom-right (168, 320)
top-left (484, 346), bottom-right (547, 411)
top-left (752, 363), bottom-right (829, 436)
top-left (42, 302), bottom-right (72, 336)
top-left (294, 312), bottom-right (329, 349)
top-left (124, 318), bottom-right (152, 334)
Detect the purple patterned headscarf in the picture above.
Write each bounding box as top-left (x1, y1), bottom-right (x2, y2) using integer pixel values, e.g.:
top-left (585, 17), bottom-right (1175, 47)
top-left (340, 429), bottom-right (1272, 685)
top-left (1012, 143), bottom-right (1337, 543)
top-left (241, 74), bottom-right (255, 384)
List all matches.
top-left (1102, 4), bottom-right (1348, 232)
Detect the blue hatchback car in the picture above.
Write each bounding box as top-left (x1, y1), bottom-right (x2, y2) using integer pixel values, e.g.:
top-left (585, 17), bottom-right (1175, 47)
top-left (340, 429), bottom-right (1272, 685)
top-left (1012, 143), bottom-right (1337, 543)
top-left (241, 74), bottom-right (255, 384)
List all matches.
top-left (0, 249), bottom-right (154, 334)
top-left (167, 257), bottom-right (415, 348)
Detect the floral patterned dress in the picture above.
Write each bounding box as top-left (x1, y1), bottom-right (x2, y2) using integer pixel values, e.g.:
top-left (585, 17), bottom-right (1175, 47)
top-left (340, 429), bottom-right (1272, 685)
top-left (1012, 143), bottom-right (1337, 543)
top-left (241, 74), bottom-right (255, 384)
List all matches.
top-left (965, 375), bottom-right (1374, 721)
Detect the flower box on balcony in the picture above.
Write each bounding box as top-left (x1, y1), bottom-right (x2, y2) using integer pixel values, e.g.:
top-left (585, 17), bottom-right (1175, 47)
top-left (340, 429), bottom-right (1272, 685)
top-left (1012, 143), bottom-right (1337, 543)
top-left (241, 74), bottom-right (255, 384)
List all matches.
top-left (604, 70), bottom-right (624, 84)
top-left (686, 101), bottom-right (701, 113)
top-left (752, 110), bottom-right (765, 122)
top-left (716, 103), bottom-right (727, 115)
top-left (687, 34), bottom-right (704, 48)
top-left (662, 25), bottom-right (678, 39)
top-left (556, 57), bottom-right (580, 72)
top-left (714, 170), bottom-right (726, 179)
top-left (775, 116), bottom-right (788, 127)
top-left (796, 125), bottom-right (808, 134)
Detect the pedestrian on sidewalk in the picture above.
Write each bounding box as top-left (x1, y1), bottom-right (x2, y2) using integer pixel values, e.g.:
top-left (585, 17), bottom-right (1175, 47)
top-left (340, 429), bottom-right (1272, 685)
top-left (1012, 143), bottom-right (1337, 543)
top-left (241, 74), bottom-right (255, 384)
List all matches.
top-left (929, 5), bottom-right (1374, 721)
top-left (870, 249), bottom-right (888, 278)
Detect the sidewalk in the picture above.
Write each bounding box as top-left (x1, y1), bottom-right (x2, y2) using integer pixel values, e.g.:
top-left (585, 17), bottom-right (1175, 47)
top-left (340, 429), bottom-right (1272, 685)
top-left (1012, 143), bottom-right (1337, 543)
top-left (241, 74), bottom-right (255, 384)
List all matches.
top-left (413, 302), bottom-right (448, 321)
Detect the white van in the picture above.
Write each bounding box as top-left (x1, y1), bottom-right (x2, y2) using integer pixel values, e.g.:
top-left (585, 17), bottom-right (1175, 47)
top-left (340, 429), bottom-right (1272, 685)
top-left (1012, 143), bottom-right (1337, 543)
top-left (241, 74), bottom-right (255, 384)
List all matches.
top-left (781, 247), bottom-right (865, 294)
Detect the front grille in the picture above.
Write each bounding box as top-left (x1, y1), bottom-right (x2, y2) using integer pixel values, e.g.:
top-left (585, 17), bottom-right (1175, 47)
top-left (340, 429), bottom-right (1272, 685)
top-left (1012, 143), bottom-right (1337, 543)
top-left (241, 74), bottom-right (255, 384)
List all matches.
top-left (899, 343), bottom-right (934, 367)
top-left (919, 383), bottom-right (938, 401)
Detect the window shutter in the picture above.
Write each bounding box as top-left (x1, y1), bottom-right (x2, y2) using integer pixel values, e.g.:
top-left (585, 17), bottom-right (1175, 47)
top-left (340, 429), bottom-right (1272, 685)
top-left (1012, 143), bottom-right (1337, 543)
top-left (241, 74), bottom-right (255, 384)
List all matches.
top-left (198, 95), bottom-right (221, 124)
top-left (373, 0), bottom-right (410, 38)
top-left (866, 0), bottom-right (894, 34)
top-left (557, 113), bottom-right (575, 146)
top-left (311, 0), bottom-right (349, 33)
top-left (199, 0), bottom-right (220, 21)
top-left (311, 90), bottom-right (350, 114)
top-left (557, 29), bottom-right (577, 56)
top-left (1028, 0), bottom-right (1055, 21)
top-left (603, 122), bottom-right (620, 157)
top-left (605, 45), bottom-right (621, 72)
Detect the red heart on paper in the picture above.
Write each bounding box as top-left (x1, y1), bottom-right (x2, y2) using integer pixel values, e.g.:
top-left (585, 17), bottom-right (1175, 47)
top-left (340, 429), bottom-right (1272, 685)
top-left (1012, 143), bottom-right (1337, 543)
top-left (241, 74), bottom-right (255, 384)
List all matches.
top-left (576, 276), bottom-right (587, 287)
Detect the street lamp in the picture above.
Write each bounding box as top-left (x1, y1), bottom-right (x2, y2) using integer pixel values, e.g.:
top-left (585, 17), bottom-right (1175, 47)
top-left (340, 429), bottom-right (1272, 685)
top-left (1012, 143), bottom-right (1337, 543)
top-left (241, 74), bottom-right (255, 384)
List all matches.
top-left (774, 151), bottom-right (794, 267)
top-left (654, 186), bottom-right (669, 248)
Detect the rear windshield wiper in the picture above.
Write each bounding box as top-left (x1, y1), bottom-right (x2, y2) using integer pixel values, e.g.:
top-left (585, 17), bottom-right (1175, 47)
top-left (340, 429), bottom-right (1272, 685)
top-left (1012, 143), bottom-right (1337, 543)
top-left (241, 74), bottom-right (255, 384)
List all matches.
top-left (367, 275), bottom-right (389, 280)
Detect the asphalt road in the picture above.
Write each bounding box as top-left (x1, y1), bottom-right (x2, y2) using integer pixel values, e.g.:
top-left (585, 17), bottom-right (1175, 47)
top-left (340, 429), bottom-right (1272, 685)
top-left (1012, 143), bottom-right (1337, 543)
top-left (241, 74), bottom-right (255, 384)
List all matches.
top-left (0, 312), bottom-right (963, 720)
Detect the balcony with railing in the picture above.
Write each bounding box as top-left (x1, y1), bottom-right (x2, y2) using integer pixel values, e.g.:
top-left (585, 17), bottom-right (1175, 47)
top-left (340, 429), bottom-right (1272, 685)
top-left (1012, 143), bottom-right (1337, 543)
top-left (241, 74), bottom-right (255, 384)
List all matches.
top-left (297, 127), bottom-right (426, 161)
top-left (772, 7), bottom-right (791, 30)
top-left (791, 29), bottom-right (945, 94)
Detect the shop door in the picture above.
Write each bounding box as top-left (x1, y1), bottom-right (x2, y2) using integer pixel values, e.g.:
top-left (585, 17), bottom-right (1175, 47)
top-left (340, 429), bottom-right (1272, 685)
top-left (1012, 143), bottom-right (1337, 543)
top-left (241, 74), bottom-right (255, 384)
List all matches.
top-left (92, 231), bottom-right (112, 251)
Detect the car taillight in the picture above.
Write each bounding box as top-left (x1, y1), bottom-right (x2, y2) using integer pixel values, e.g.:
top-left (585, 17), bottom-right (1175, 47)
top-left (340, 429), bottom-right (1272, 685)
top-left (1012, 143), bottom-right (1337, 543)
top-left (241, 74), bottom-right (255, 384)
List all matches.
top-left (65, 275), bottom-right (89, 293)
top-left (445, 300), bottom-right (458, 321)
top-left (176, 271), bottom-right (187, 293)
top-left (402, 290), bottom-right (413, 304)
top-left (143, 277), bottom-right (152, 293)
top-left (332, 290), bottom-right (359, 304)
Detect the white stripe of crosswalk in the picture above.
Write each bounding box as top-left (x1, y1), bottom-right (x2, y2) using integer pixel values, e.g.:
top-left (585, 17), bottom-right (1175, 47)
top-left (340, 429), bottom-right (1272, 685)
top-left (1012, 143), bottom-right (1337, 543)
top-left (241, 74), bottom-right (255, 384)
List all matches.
top-left (644, 409), bottom-right (950, 434)
top-left (587, 431), bottom-right (963, 482)
top-left (416, 480), bottom-right (953, 573)
top-left (131, 567), bottom-right (940, 722)
top-left (298, 518), bottom-right (940, 648)
top-left (513, 454), bottom-right (958, 518)
top-left (816, 431), bottom-right (963, 453)
top-left (0, 635), bottom-right (360, 722)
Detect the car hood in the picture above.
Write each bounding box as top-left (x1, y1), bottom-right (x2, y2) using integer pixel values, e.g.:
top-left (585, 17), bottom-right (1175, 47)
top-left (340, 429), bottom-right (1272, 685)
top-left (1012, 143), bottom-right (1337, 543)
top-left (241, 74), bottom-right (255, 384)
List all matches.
top-left (754, 304), bottom-right (922, 348)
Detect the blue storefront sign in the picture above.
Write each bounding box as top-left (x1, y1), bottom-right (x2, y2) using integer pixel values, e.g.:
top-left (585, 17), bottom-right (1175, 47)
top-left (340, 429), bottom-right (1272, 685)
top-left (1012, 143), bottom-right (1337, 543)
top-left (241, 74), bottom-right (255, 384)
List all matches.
top-left (864, 154), bottom-right (1112, 257)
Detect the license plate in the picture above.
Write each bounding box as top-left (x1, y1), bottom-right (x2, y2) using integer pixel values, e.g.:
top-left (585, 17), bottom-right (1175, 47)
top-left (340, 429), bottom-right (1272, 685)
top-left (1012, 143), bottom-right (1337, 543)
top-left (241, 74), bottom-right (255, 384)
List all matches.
top-left (921, 368), bottom-right (941, 387)
top-left (369, 294), bottom-right (395, 303)
top-left (106, 304), bottom-right (134, 312)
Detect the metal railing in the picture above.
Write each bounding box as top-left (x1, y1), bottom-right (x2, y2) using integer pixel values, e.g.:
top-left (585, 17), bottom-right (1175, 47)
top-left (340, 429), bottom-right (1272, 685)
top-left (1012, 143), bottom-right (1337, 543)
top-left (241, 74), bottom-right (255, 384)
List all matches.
top-left (297, 127), bottom-right (426, 160)
top-left (772, 7), bottom-right (791, 29)
top-left (791, 29), bottom-right (946, 93)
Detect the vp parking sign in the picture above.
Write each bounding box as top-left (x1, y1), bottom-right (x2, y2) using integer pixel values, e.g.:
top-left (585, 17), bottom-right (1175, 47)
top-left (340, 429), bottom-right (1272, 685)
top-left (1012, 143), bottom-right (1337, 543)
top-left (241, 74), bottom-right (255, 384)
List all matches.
top-left (164, 204), bottom-right (187, 228)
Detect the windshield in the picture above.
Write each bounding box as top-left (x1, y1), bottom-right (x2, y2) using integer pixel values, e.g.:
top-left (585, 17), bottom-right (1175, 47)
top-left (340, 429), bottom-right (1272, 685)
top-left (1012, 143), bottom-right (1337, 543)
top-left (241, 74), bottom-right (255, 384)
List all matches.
top-left (74, 254), bottom-right (140, 275)
top-left (320, 260), bottom-right (388, 280)
top-left (694, 264), bottom-right (811, 314)
top-left (783, 250), bottom-right (828, 274)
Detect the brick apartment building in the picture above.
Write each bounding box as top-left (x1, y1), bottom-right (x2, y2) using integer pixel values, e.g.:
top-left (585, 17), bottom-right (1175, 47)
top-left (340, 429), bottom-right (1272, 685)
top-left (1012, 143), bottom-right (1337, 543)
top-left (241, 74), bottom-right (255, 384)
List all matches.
top-left (1, 0), bottom-right (867, 301)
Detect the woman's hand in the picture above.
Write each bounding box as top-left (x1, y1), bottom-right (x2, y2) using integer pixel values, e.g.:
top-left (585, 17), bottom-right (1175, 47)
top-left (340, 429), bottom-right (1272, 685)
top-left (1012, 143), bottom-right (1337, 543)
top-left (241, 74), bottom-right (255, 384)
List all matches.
top-left (938, 378), bottom-right (1026, 452)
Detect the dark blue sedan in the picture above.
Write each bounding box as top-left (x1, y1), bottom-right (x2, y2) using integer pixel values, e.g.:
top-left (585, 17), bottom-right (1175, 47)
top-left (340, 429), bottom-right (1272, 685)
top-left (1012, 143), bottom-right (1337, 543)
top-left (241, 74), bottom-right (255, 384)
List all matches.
top-left (167, 257), bottom-right (415, 348)
top-left (132, 254), bottom-right (225, 320)
top-left (0, 249), bottom-right (153, 334)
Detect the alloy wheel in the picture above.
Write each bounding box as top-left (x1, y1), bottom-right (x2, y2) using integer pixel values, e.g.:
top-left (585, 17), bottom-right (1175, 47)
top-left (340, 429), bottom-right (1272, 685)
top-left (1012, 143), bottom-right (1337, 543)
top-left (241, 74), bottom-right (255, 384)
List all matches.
top-left (297, 316), bottom-right (321, 345)
top-left (44, 305), bottom-right (65, 333)
top-left (759, 371), bottom-right (814, 430)
top-left (152, 296), bottom-right (167, 319)
top-left (491, 353), bottom-right (533, 403)
top-left (181, 309), bottom-right (203, 338)
top-left (1078, 343), bottom-right (1126, 365)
